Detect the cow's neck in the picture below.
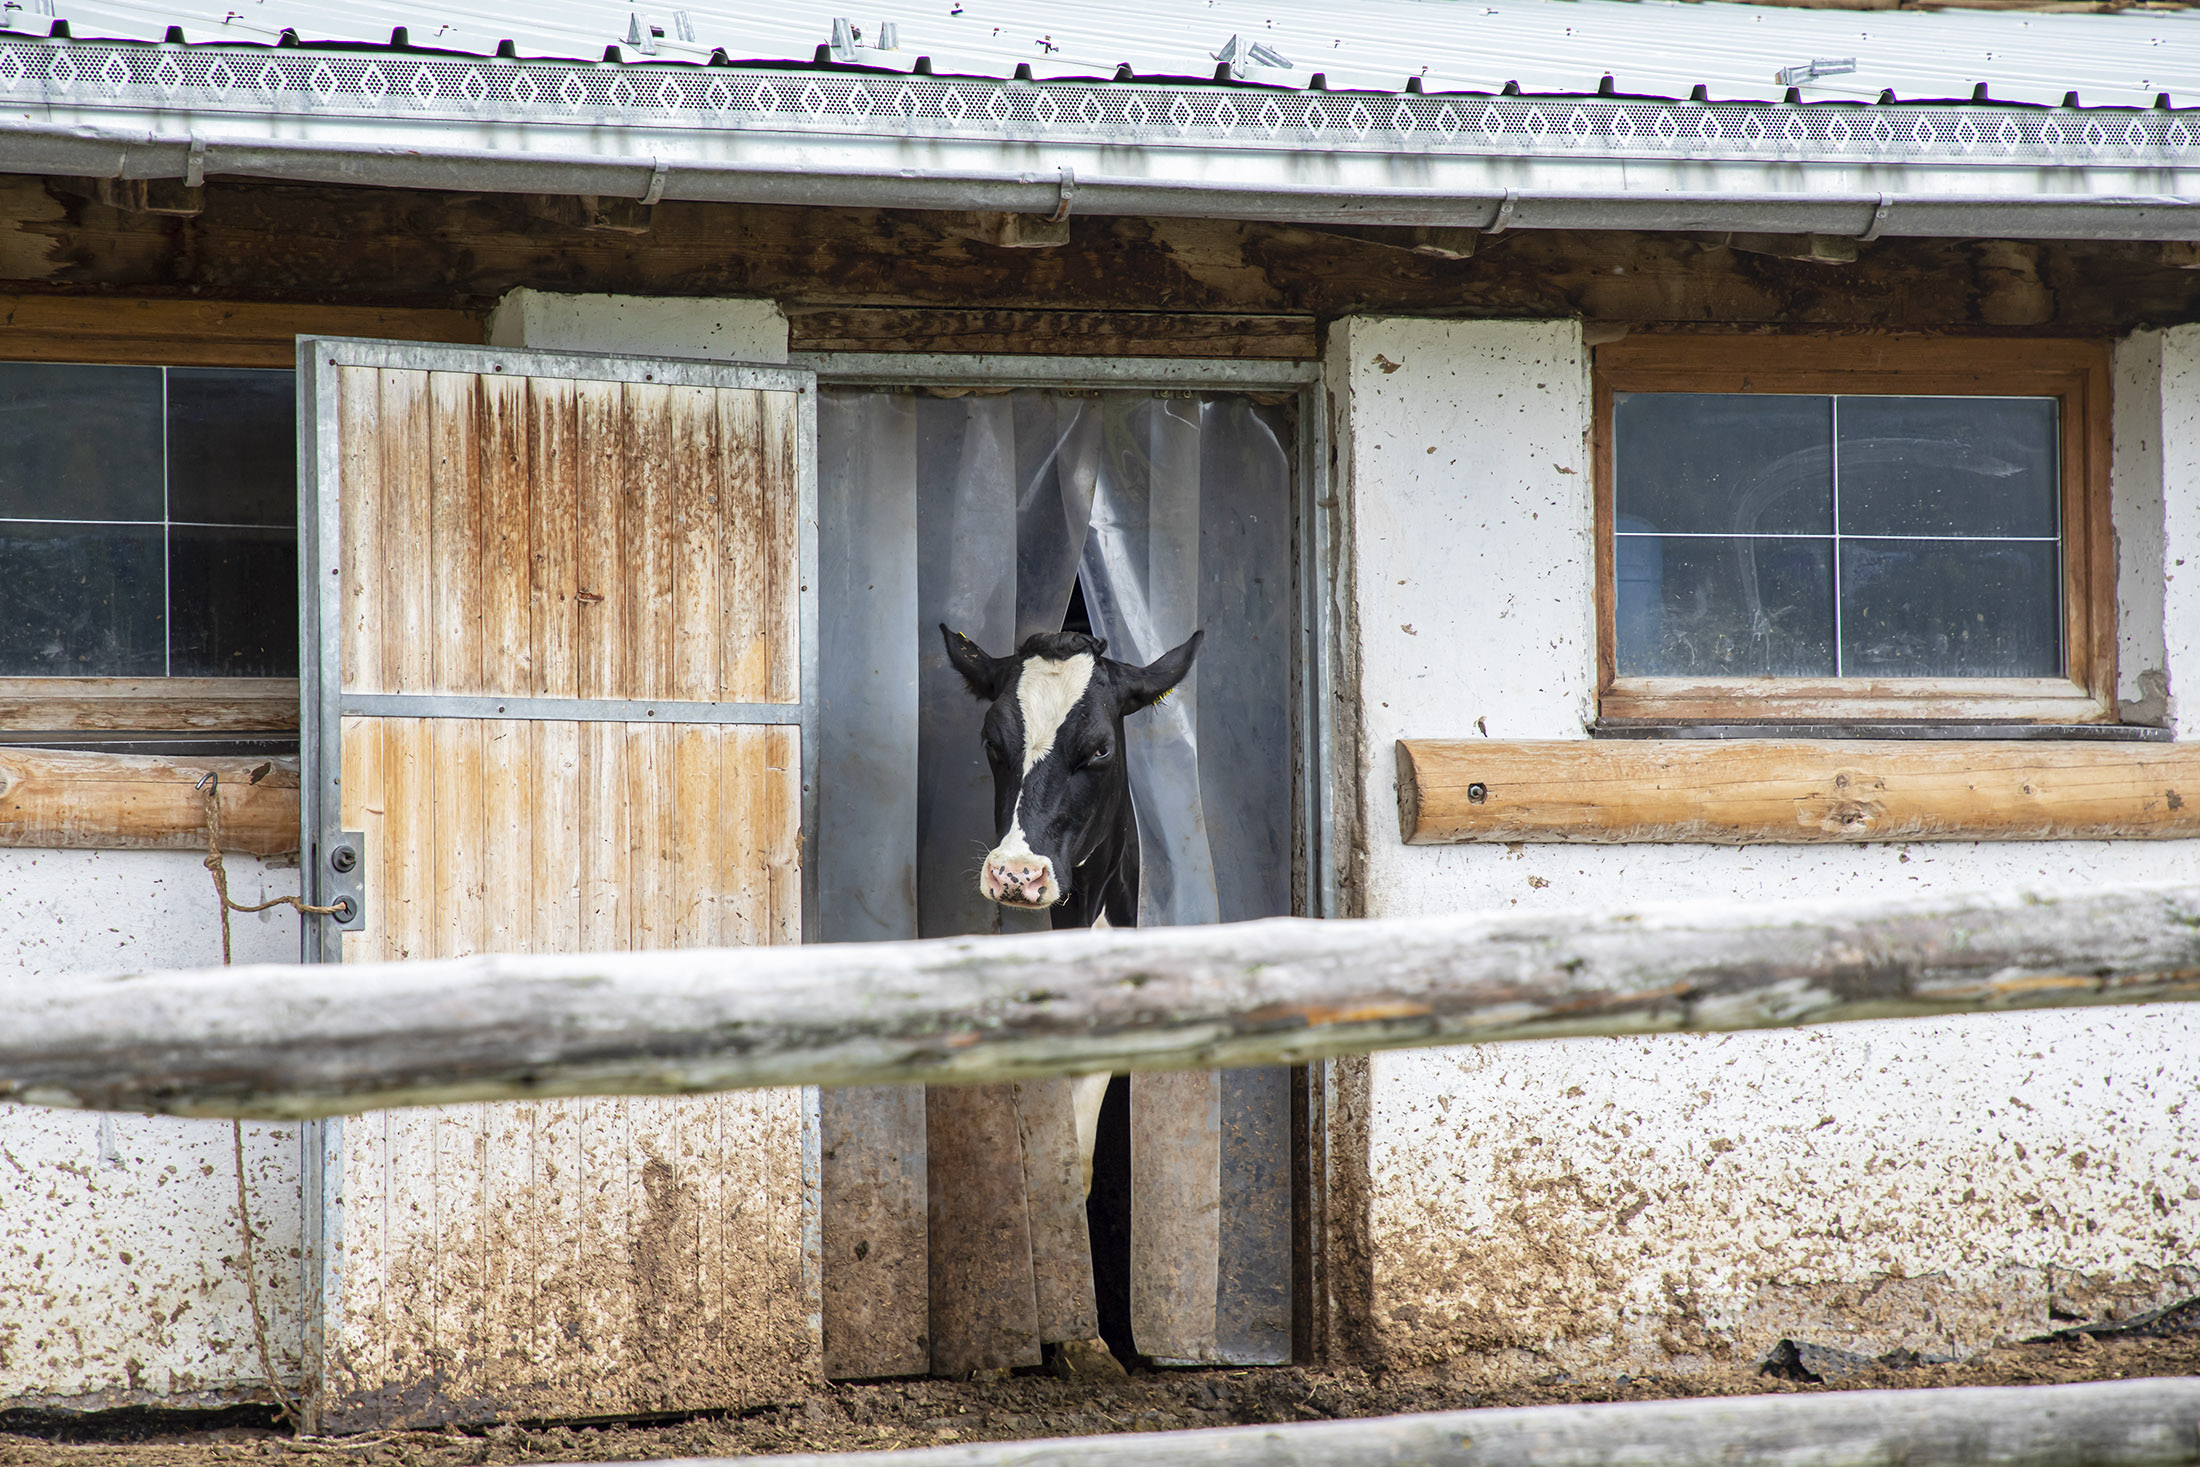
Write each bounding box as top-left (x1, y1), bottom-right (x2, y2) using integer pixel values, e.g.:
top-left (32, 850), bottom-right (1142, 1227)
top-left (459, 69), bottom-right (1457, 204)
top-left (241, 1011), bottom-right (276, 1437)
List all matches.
top-left (1049, 785), bottom-right (1138, 931)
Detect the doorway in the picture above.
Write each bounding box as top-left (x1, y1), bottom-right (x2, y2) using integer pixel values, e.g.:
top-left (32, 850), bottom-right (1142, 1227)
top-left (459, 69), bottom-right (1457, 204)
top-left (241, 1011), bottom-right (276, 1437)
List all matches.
top-left (812, 362), bottom-right (1319, 1377)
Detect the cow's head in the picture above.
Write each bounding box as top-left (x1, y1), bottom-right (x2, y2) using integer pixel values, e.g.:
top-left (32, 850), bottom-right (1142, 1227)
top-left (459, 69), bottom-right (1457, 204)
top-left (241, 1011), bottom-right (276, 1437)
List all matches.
top-left (942, 623), bottom-right (1202, 910)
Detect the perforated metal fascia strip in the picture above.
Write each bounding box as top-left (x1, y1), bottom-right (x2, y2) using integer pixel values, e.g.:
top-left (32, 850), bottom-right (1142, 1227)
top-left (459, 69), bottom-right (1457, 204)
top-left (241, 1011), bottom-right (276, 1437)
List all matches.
top-left (6, 38), bottom-right (2200, 169)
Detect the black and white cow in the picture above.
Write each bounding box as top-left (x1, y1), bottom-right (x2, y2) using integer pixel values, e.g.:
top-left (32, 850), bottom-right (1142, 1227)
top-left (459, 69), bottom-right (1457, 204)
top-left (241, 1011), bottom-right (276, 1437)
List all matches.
top-left (941, 624), bottom-right (1202, 929)
top-left (942, 622), bottom-right (1202, 1199)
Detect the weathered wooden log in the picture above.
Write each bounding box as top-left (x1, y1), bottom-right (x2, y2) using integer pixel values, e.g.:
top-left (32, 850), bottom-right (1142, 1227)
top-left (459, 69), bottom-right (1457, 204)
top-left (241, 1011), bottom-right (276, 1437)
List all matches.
top-left (3, 882), bottom-right (2199, 1119)
top-left (662, 1378), bottom-right (2200, 1466)
top-left (1399, 738), bottom-right (2200, 846)
top-left (0, 747), bottom-right (300, 856)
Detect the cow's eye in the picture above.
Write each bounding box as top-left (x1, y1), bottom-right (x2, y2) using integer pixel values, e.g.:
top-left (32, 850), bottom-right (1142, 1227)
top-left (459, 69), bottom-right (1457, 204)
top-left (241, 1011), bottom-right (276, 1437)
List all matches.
top-left (1082, 743), bottom-right (1113, 768)
top-left (984, 737), bottom-right (1009, 765)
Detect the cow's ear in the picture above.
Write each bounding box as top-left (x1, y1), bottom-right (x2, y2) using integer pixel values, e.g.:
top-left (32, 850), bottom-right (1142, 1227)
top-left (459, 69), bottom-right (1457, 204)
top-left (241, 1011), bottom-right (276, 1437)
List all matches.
top-left (941, 623), bottom-right (1016, 700)
top-left (1117, 630), bottom-right (1202, 714)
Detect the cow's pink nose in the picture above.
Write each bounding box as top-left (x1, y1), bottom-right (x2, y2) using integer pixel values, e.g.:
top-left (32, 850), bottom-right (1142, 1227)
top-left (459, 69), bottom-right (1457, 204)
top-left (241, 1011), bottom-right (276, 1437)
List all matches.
top-left (981, 855), bottom-right (1058, 907)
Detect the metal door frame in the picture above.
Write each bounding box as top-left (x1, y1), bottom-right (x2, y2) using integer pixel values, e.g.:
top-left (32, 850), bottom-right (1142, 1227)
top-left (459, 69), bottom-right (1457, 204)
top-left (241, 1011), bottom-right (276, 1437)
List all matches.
top-left (294, 336), bottom-right (821, 1429)
top-left (794, 349), bottom-right (1343, 1366)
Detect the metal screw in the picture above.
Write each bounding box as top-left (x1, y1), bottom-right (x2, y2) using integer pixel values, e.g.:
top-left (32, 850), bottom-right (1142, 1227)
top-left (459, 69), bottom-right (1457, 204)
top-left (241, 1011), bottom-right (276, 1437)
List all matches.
top-left (1467, 783), bottom-right (1488, 805)
top-left (332, 897), bottom-right (357, 923)
top-left (330, 844), bottom-right (358, 874)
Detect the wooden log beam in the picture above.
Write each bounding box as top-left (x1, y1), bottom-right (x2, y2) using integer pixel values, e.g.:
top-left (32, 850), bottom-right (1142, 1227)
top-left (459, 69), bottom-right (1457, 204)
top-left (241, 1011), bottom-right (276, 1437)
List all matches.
top-left (4, 880), bottom-right (2198, 1119)
top-left (651, 1378), bottom-right (2200, 1466)
top-left (786, 308), bottom-right (1318, 359)
top-left (0, 748), bottom-right (299, 856)
top-left (0, 291), bottom-right (482, 367)
top-left (1398, 739), bottom-right (2200, 845)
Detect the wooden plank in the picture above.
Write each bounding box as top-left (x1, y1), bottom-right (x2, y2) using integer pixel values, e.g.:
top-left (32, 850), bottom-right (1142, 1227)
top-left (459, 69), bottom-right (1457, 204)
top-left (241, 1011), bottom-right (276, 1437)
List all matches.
top-left (427, 372), bottom-right (484, 695)
top-left (530, 720), bottom-right (582, 955)
top-left (760, 393), bottom-right (801, 707)
top-left (1131, 1071), bottom-right (1221, 1363)
top-left (477, 371), bottom-right (535, 695)
top-left (0, 677), bottom-right (297, 733)
top-left (578, 721), bottom-right (630, 953)
top-left (670, 385), bottom-right (722, 705)
top-left (480, 718), bottom-right (529, 956)
top-left (819, 1086), bottom-right (928, 1379)
top-left (18, 880), bottom-right (2200, 1118)
top-left (559, 1377), bottom-right (2200, 1467)
top-left (1397, 739), bottom-right (2200, 845)
top-left (925, 1082), bottom-right (1042, 1377)
top-left (623, 383), bottom-right (678, 704)
top-left (0, 293), bottom-right (482, 368)
top-left (338, 366), bottom-right (385, 696)
top-left (574, 379), bottom-right (628, 704)
top-left (379, 369), bottom-right (435, 697)
top-left (627, 722), bottom-right (673, 952)
top-left (384, 717), bottom-right (436, 963)
top-left (786, 308), bottom-right (1320, 359)
top-left (337, 715), bottom-right (384, 965)
top-left (0, 747), bottom-right (297, 855)
top-left (525, 379), bottom-right (581, 699)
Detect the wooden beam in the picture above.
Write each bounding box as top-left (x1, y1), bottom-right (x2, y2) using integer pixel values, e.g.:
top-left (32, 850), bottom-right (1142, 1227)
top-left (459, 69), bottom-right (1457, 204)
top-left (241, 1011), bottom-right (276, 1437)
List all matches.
top-left (0, 677), bottom-right (298, 733)
top-left (1398, 739), bottom-right (2200, 845)
top-left (17, 178), bottom-right (2200, 333)
top-left (0, 748), bottom-right (299, 856)
top-left (786, 308), bottom-right (1318, 358)
top-left (641, 1378), bottom-right (2200, 1466)
top-left (0, 291), bottom-right (483, 368)
top-left (5, 880), bottom-right (2198, 1118)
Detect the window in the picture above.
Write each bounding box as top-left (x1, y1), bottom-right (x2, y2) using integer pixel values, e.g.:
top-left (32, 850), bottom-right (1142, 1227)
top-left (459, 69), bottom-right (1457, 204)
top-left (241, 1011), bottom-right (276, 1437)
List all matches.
top-left (0, 361), bottom-right (298, 733)
top-left (1593, 337), bottom-right (2113, 724)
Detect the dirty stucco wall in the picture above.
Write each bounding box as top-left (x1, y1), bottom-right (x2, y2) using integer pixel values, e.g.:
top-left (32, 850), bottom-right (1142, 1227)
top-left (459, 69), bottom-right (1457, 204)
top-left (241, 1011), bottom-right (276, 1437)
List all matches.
top-left (1326, 315), bottom-right (2200, 1377)
top-left (0, 850), bottom-right (305, 1409)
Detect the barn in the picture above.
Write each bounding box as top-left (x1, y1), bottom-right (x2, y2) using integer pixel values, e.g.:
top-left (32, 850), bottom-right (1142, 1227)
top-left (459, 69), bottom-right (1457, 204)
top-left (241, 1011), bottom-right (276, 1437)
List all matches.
top-left (1, 0), bottom-right (2198, 1434)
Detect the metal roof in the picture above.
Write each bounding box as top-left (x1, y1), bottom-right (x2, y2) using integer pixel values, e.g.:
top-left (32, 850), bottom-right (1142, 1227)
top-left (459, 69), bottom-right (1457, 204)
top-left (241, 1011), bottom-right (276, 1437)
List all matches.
top-left (14, 0), bottom-right (2200, 109)
top-left (5, 0), bottom-right (2200, 239)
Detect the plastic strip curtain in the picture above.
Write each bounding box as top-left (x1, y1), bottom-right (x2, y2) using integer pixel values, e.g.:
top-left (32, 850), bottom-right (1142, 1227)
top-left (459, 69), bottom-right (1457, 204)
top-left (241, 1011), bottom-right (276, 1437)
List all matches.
top-left (818, 386), bottom-right (1293, 1369)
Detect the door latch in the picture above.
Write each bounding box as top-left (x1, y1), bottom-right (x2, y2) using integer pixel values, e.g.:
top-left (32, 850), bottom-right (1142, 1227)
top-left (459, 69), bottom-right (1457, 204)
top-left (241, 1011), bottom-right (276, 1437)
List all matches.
top-left (321, 830), bottom-right (366, 929)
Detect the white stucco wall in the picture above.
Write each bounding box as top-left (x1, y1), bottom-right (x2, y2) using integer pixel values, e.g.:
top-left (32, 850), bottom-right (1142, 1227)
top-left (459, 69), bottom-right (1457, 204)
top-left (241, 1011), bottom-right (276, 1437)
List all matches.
top-left (1328, 316), bottom-right (2200, 1378)
top-left (0, 850), bottom-right (304, 1409)
top-left (486, 288), bottom-right (789, 363)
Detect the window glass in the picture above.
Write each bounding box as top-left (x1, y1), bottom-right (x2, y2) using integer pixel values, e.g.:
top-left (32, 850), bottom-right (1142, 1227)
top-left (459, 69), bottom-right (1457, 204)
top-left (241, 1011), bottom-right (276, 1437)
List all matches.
top-left (0, 522), bottom-right (166, 675)
top-left (0, 363), bottom-right (164, 520)
top-left (0, 361), bottom-right (297, 679)
top-left (167, 368), bottom-right (298, 527)
top-left (1614, 391), bottom-right (2063, 680)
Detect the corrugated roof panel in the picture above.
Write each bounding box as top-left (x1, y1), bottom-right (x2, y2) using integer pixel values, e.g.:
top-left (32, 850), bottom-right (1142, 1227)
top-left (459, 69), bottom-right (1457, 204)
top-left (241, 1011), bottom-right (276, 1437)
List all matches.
top-left (12, 0), bottom-right (2200, 109)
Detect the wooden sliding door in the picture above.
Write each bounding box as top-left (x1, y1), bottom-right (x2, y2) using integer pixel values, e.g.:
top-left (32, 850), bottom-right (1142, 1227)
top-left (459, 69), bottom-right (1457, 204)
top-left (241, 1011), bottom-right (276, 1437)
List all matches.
top-left (296, 339), bottom-right (818, 1431)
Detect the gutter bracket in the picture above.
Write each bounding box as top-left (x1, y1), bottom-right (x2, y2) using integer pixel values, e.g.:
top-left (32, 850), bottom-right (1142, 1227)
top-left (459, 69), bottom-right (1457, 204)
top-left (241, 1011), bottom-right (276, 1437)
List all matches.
top-left (183, 138), bottom-right (205, 189)
top-left (1857, 192), bottom-right (1892, 243)
top-left (640, 158), bottom-right (668, 206)
top-left (1486, 190), bottom-right (1517, 235)
top-left (1047, 165), bottom-right (1076, 223)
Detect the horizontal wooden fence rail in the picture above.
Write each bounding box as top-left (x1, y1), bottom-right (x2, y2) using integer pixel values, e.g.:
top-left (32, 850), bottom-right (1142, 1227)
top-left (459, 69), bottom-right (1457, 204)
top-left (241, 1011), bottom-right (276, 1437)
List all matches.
top-left (690, 1378), bottom-right (2200, 1467)
top-left (1397, 738), bottom-right (2200, 845)
top-left (4, 882), bottom-right (2200, 1120)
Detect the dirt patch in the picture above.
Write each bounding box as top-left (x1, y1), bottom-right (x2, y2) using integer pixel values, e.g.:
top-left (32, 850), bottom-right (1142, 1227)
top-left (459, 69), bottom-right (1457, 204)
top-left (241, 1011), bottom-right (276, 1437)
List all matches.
top-left (1, 1332), bottom-right (2197, 1465)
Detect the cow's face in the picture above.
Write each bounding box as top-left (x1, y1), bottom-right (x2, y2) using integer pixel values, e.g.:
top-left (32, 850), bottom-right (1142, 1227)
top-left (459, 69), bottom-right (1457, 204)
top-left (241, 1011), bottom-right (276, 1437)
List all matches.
top-left (942, 624), bottom-right (1201, 910)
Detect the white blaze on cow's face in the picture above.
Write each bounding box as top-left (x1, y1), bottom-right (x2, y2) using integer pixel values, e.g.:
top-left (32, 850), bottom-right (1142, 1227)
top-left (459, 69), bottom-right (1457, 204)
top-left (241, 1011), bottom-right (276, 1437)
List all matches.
top-left (978, 652), bottom-right (1094, 908)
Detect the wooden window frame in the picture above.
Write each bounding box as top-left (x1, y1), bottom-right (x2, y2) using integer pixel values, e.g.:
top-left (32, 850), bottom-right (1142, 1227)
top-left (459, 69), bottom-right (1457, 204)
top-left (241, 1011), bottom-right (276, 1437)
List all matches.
top-left (1592, 334), bottom-right (2117, 726)
top-left (0, 294), bottom-right (482, 735)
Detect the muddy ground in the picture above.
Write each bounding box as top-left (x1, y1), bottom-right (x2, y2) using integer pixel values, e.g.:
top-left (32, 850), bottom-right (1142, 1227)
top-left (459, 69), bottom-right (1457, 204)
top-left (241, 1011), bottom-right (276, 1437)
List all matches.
top-left (2, 1333), bottom-right (2195, 1466)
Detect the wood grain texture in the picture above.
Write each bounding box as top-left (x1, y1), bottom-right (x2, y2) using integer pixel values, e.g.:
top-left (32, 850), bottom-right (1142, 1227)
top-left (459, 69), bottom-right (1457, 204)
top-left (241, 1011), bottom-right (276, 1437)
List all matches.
top-left (559, 1377), bottom-right (2200, 1467)
top-left (27, 186), bottom-right (2200, 336)
top-left (1591, 336), bottom-right (2116, 724)
top-left (1397, 739), bottom-right (2200, 845)
top-left (1131, 1071), bottom-right (1222, 1363)
top-left (325, 714), bottom-right (808, 1428)
top-left (819, 1085), bottom-right (929, 1381)
top-left (342, 371), bottom-right (801, 706)
top-left (926, 1082), bottom-right (1042, 1377)
top-left (14, 882), bottom-right (2200, 1118)
top-left (319, 353), bottom-right (811, 1429)
top-left (787, 308), bottom-right (1319, 359)
top-left (0, 747), bottom-right (296, 854)
top-left (0, 292), bottom-right (480, 367)
top-left (0, 678), bottom-right (296, 733)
